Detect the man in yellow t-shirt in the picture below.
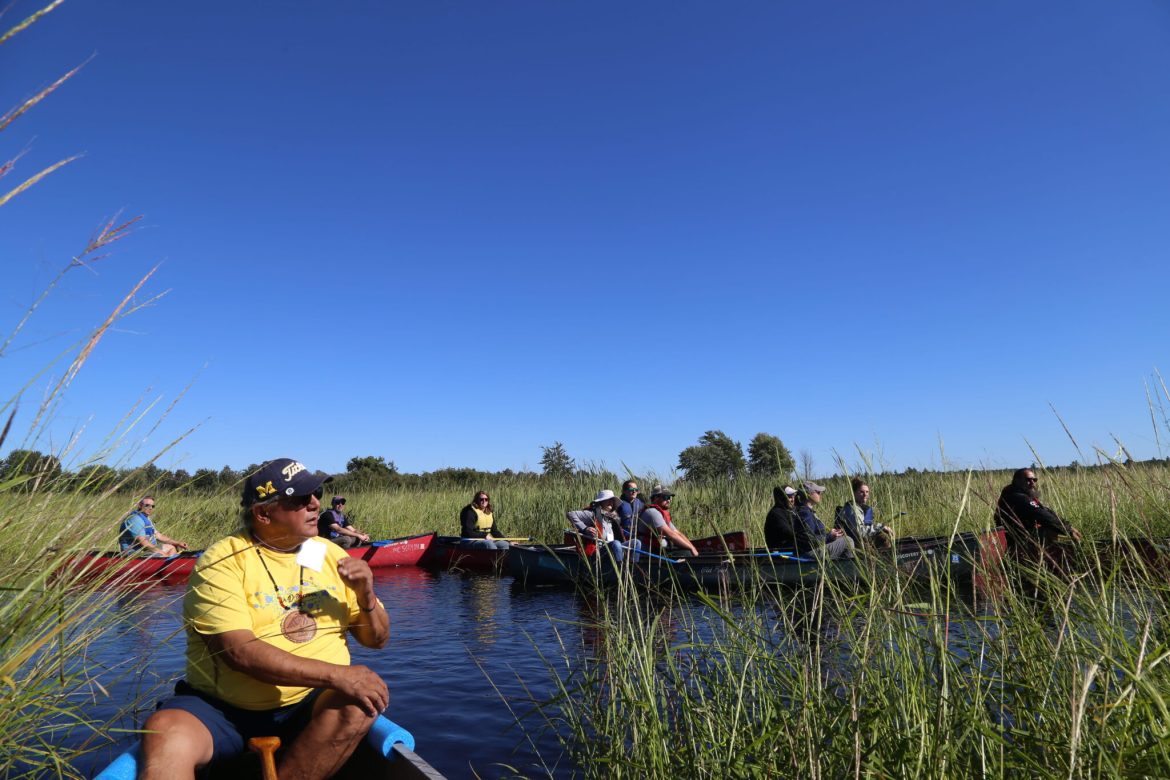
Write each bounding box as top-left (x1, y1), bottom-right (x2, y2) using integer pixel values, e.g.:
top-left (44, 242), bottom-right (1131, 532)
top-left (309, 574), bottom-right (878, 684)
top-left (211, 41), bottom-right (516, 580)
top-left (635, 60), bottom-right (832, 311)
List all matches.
top-left (138, 458), bottom-right (390, 780)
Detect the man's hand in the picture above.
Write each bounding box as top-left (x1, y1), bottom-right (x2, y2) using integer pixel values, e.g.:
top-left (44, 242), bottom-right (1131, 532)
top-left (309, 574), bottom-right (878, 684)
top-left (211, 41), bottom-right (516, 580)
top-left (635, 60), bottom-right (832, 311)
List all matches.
top-left (336, 558), bottom-right (374, 599)
top-left (830, 528), bottom-right (845, 539)
top-left (329, 664), bottom-right (389, 717)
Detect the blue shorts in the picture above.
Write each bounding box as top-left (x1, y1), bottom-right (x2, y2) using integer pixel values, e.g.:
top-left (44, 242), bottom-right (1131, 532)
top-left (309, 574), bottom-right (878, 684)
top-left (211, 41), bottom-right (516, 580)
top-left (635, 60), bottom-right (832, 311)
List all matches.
top-left (156, 680), bottom-right (322, 763)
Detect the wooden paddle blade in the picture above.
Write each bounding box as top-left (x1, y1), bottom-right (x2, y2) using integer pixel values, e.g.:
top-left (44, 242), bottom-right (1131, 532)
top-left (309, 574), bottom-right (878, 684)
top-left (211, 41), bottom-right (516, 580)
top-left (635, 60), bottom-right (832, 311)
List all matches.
top-left (248, 735), bottom-right (281, 780)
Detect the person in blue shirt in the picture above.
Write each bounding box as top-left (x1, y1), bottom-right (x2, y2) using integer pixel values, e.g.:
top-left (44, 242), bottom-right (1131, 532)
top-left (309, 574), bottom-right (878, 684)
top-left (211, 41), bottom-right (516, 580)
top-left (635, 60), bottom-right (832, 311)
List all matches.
top-left (317, 495), bottom-right (371, 548)
top-left (118, 496), bottom-right (188, 556)
top-left (616, 480), bottom-right (644, 543)
top-left (795, 481), bottom-right (854, 560)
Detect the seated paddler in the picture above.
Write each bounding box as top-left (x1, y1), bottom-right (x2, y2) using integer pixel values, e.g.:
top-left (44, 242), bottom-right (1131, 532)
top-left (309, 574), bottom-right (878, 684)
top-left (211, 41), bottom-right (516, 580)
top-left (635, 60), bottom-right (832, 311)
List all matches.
top-left (566, 489), bottom-right (626, 562)
top-left (138, 457), bottom-right (390, 780)
top-left (459, 490), bottom-right (510, 550)
top-left (118, 495), bottom-right (188, 557)
top-left (638, 485), bottom-right (699, 557)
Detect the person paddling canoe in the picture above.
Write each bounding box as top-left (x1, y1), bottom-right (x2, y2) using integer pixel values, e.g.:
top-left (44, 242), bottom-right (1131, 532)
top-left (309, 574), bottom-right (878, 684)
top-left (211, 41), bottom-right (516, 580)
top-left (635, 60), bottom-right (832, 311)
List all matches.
top-left (317, 494), bottom-right (370, 548)
top-left (795, 481), bottom-right (855, 560)
top-left (118, 495), bottom-right (188, 557)
top-left (567, 489), bottom-right (626, 561)
top-left (995, 467), bottom-right (1082, 562)
top-left (136, 458), bottom-right (390, 780)
top-left (459, 490), bottom-right (510, 550)
top-left (764, 486), bottom-right (815, 553)
top-left (834, 477), bottom-right (894, 549)
top-left (638, 485), bottom-right (699, 557)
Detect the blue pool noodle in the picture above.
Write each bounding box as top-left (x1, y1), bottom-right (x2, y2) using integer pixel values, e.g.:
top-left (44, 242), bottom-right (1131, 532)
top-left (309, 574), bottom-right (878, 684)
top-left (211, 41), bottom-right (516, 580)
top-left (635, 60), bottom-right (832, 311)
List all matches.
top-left (94, 715), bottom-right (414, 779)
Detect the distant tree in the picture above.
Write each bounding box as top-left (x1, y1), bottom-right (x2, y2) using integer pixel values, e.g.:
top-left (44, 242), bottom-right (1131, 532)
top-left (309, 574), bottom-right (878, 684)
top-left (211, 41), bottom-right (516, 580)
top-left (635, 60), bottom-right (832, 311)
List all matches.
top-left (677, 430), bottom-right (746, 482)
top-left (747, 433), bottom-right (795, 478)
top-left (540, 442), bottom-right (575, 478)
top-left (799, 449), bottom-right (816, 481)
top-left (0, 449), bottom-right (63, 490)
top-left (72, 463), bottom-right (118, 493)
top-left (218, 465), bottom-right (240, 488)
top-left (190, 468), bottom-right (217, 491)
top-left (121, 462), bottom-right (165, 493)
top-left (342, 455), bottom-right (398, 491)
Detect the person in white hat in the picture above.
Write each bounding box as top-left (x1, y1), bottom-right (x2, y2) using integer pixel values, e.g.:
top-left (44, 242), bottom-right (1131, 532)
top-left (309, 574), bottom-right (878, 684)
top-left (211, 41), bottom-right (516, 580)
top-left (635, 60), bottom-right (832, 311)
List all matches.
top-left (566, 489), bottom-right (626, 561)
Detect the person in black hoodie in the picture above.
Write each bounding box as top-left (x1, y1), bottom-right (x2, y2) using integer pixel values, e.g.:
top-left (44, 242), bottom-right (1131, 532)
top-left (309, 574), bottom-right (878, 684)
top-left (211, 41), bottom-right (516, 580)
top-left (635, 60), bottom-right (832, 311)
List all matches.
top-left (764, 486), bottom-right (813, 553)
top-left (994, 468), bottom-right (1081, 561)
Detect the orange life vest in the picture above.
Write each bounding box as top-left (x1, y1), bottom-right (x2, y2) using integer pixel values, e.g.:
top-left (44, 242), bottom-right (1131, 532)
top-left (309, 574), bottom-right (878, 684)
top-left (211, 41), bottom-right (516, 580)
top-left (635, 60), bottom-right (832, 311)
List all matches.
top-left (638, 503), bottom-right (674, 553)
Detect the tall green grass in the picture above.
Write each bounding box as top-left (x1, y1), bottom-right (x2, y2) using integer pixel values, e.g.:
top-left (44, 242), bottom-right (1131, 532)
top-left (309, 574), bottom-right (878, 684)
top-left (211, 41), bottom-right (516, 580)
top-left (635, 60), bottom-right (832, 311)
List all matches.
top-left (532, 546), bottom-right (1170, 778)
top-left (74, 461), bottom-right (1168, 554)
top-left (0, 4), bottom-right (195, 774)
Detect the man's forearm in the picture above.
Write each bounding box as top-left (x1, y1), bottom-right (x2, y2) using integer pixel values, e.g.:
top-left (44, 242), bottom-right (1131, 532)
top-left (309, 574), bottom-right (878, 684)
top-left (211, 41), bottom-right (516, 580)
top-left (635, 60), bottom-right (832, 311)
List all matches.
top-left (136, 535), bottom-right (163, 553)
top-left (211, 630), bottom-right (351, 688)
top-left (349, 604), bottom-right (390, 649)
top-left (664, 526), bottom-right (697, 553)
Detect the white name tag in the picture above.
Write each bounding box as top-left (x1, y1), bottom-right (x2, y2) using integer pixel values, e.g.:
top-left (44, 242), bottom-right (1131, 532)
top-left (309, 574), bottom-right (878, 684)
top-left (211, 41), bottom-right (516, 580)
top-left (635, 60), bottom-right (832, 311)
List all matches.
top-left (296, 537), bottom-right (327, 572)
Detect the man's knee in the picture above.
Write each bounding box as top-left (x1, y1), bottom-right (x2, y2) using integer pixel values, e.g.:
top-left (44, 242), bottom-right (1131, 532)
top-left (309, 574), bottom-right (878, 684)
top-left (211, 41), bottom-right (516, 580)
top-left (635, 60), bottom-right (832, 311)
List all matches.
top-left (141, 708), bottom-right (215, 770)
top-left (316, 690), bottom-right (379, 735)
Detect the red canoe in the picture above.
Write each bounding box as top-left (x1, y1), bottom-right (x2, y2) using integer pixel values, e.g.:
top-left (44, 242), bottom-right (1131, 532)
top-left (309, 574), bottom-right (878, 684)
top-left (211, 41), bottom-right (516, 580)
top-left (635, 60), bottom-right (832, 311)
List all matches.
top-left (346, 532), bottom-right (436, 568)
top-left (420, 535), bottom-right (509, 572)
top-left (71, 551), bottom-right (201, 585)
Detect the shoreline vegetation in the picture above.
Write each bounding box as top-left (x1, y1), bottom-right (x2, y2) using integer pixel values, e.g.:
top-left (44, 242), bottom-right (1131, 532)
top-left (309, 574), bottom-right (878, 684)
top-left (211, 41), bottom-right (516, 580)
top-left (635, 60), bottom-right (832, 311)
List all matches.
top-left (3, 460), bottom-right (1163, 557)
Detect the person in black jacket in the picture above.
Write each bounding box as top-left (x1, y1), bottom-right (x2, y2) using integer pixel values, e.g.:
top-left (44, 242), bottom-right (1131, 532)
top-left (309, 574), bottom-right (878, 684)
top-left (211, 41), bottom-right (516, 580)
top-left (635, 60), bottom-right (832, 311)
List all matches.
top-left (795, 482), bottom-right (855, 560)
top-left (994, 468), bottom-right (1082, 561)
top-left (459, 491), bottom-right (510, 550)
top-left (764, 486), bottom-right (815, 553)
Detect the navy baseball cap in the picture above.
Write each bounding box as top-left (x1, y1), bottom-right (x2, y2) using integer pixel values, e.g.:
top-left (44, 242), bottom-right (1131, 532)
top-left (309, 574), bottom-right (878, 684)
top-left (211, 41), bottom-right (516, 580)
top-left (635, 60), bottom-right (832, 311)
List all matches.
top-left (241, 458), bottom-right (332, 507)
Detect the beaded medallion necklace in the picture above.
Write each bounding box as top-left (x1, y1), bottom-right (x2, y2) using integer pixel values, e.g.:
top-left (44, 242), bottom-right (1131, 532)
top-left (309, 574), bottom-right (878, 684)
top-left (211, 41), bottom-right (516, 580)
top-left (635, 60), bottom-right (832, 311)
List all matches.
top-left (254, 545), bottom-right (316, 643)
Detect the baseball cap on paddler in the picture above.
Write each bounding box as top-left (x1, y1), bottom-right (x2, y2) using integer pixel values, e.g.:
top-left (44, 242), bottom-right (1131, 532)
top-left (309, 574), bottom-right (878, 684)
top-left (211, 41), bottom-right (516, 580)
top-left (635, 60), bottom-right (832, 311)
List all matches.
top-left (241, 458), bottom-right (332, 507)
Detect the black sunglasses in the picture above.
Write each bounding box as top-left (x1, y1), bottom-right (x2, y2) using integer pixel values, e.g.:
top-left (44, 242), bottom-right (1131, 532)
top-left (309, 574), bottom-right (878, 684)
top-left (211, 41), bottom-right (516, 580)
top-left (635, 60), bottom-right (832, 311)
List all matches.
top-left (279, 487), bottom-right (324, 509)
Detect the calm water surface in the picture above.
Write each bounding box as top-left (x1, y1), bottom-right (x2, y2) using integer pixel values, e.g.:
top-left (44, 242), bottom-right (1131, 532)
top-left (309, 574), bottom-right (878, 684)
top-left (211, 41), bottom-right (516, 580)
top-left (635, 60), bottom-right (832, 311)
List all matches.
top-left (73, 568), bottom-right (594, 779)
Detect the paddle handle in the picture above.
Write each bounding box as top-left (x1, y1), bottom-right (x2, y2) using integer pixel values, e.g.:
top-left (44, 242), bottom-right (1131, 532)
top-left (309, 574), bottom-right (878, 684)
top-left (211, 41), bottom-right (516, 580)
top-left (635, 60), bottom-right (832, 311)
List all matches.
top-left (249, 736), bottom-right (280, 780)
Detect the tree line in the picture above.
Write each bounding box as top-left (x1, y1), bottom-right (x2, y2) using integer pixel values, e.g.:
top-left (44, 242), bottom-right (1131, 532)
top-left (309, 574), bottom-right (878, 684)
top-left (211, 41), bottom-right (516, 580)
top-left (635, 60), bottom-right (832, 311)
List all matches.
top-left (4, 435), bottom-right (1150, 496)
top-left (0, 431), bottom-right (794, 496)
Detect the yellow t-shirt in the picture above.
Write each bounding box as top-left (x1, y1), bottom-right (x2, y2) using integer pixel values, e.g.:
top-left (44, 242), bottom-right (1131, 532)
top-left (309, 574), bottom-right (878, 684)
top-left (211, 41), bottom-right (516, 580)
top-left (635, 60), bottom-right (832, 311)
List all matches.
top-left (183, 533), bottom-right (379, 710)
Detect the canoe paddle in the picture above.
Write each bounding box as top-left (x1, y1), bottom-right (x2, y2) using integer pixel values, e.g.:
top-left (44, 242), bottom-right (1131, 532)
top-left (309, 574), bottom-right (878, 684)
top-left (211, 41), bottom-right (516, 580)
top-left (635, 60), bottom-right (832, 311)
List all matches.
top-left (563, 529), bottom-right (681, 564)
top-left (616, 542), bottom-right (680, 564)
top-left (248, 736), bottom-right (280, 780)
top-left (744, 551), bottom-right (816, 562)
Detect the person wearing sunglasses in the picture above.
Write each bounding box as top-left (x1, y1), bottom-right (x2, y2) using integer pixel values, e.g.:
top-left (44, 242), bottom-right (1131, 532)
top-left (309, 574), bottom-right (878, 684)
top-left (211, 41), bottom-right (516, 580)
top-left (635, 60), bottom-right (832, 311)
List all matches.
top-left (459, 490), bottom-right (510, 550)
top-left (794, 481), bottom-right (855, 560)
top-left (617, 480), bottom-right (644, 544)
top-left (118, 495), bottom-right (188, 557)
top-left (138, 458), bottom-right (389, 780)
top-left (317, 495), bottom-right (371, 548)
top-left (995, 468), bottom-right (1082, 563)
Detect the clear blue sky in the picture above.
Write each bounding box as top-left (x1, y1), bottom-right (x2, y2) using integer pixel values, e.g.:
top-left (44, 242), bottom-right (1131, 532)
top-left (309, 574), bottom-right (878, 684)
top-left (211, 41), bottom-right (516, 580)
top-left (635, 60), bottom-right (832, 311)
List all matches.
top-left (3, 0), bottom-right (1169, 479)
